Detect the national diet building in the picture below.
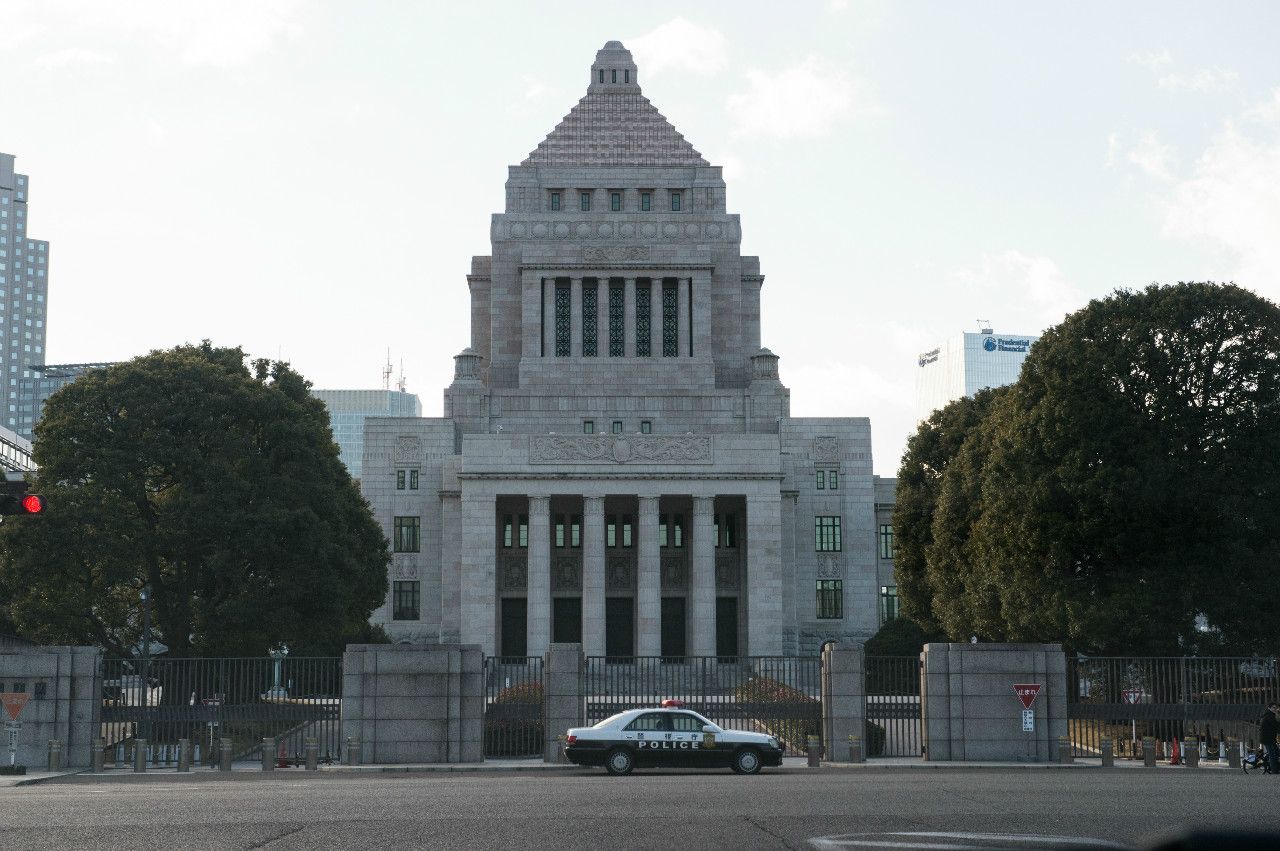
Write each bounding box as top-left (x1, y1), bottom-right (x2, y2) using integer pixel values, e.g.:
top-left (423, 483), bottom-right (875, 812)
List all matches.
top-left (362, 42), bottom-right (897, 657)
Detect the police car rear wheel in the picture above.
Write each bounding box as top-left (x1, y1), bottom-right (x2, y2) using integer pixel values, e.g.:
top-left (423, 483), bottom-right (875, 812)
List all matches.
top-left (731, 747), bottom-right (761, 775)
top-left (605, 747), bottom-right (634, 776)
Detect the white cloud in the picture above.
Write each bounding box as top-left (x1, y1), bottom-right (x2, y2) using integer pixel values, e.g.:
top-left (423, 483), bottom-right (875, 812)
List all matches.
top-left (726, 55), bottom-right (878, 140)
top-left (627, 17), bottom-right (727, 79)
top-left (1126, 131), bottom-right (1178, 182)
top-left (35, 47), bottom-right (116, 70)
top-left (952, 251), bottom-right (1085, 331)
top-left (827, 0), bottom-right (851, 12)
top-left (1158, 66), bottom-right (1238, 93)
top-left (1128, 48), bottom-right (1173, 71)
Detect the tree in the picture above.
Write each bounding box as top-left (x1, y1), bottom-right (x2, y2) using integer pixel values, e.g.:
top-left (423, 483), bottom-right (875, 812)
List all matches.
top-left (908, 283), bottom-right (1280, 654)
top-left (893, 387), bottom-right (1008, 632)
top-left (0, 343), bottom-right (389, 658)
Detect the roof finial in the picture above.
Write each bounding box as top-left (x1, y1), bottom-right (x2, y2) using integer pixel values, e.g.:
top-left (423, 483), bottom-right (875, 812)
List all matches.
top-left (589, 40), bottom-right (639, 93)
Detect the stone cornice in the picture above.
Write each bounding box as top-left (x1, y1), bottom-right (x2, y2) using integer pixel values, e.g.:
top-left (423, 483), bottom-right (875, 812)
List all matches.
top-left (519, 263), bottom-right (714, 272)
top-left (457, 472), bottom-right (784, 481)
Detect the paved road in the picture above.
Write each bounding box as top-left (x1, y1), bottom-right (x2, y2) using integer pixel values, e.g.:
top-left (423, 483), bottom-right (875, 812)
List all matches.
top-left (1, 767), bottom-right (1275, 850)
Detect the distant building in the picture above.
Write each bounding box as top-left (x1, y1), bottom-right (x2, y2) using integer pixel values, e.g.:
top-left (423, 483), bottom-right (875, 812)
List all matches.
top-left (17, 362), bottom-right (115, 440)
top-left (311, 389), bottom-right (422, 478)
top-left (0, 154), bottom-right (51, 434)
top-left (915, 329), bottom-right (1039, 421)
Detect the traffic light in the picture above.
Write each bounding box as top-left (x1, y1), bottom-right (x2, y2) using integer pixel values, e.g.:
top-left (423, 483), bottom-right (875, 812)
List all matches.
top-left (0, 481), bottom-right (45, 516)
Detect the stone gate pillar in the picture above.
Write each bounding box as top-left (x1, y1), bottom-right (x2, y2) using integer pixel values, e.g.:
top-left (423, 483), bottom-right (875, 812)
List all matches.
top-left (821, 641), bottom-right (865, 762)
top-left (543, 643), bottom-right (583, 763)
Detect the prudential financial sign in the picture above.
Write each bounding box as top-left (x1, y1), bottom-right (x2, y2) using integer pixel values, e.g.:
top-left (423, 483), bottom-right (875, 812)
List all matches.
top-left (982, 337), bottom-right (1032, 354)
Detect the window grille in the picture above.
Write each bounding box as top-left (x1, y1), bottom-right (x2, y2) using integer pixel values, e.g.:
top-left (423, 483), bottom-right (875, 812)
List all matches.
top-left (662, 282), bottom-right (678, 356)
top-left (609, 283), bottom-right (624, 356)
top-left (582, 282), bottom-right (598, 356)
top-left (635, 284), bottom-right (651, 357)
top-left (555, 282), bottom-right (571, 357)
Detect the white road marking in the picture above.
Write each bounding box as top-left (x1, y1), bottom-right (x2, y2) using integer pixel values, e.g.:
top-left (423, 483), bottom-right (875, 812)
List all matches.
top-left (810, 832), bottom-right (1132, 850)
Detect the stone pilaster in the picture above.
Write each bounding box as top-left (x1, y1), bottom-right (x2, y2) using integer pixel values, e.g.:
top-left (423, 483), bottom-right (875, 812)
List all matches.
top-left (636, 495), bottom-right (661, 656)
top-left (582, 496), bottom-right (606, 657)
top-left (542, 279), bottom-right (555, 358)
top-left (460, 492), bottom-right (497, 655)
top-left (691, 271), bottom-right (711, 358)
top-left (596, 278), bottom-right (610, 357)
top-left (527, 495), bottom-right (551, 658)
top-left (746, 492), bottom-right (783, 655)
top-left (677, 277), bottom-right (691, 358)
top-left (690, 495), bottom-right (716, 656)
top-left (440, 490), bottom-right (462, 643)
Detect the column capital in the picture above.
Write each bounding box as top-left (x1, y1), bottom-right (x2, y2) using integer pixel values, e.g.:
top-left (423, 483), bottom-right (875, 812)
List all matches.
top-left (637, 495), bottom-right (660, 514)
top-left (692, 495), bottom-right (715, 517)
top-left (583, 495), bottom-right (605, 517)
top-left (528, 495), bottom-right (551, 515)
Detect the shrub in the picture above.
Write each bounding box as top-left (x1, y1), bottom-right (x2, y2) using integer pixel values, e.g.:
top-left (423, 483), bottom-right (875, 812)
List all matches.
top-left (483, 681), bottom-right (543, 758)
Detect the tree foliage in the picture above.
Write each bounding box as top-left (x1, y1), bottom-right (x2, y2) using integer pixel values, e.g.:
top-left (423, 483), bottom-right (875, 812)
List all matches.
top-left (896, 283), bottom-right (1280, 655)
top-left (0, 343), bottom-right (389, 658)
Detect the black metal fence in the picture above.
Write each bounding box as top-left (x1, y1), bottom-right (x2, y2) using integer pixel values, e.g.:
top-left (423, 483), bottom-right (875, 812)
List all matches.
top-left (1068, 656), bottom-right (1280, 759)
top-left (483, 656), bottom-right (545, 758)
top-left (865, 656), bottom-right (922, 757)
top-left (101, 656), bottom-right (341, 766)
top-left (582, 656), bottom-right (822, 756)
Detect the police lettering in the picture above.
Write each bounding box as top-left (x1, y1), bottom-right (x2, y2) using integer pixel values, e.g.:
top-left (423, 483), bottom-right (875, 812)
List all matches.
top-left (637, 740), bottom-right (699, 749)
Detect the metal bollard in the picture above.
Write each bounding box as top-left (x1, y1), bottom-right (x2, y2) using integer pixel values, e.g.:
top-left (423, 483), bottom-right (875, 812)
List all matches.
top-left (177, 739), bottom-right (191, 772)
top-left (1227, 738), bottom-right (1241, 769)
top-left (806, 735), bottom-right (821, 767)
top-left (1218, 740), bottom-right (1227, 765)
top-left (92, 738), bottom-right (106, 773)
top-left (304, 737), bottom-right (319, 771)
top-left (193, 744), bottom-right (201, 766)
top-left (261, 738), bottom-right (275, 772)
top-left (847, 734), bottom-right (864, 764)
top-left (47, 739), bottom-right (64, 772)
top-left (133, 739), bottom-right (148, 773)
top-left (1142, 736), bottom-right (1156, 767)
top-left (1100, 737), bottom-right (1114, 768)
top-left (1183, 739), bottom-right (1198, 768)
top-left (1058, 736), bottom-right (1073, 765)
top-left (345, 737), bottom-right (362, 766)
top-left (218, 739), bottom-right (232, 772)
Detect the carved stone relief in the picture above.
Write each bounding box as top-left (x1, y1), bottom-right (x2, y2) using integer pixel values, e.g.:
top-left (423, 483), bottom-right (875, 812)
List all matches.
top-left (529, 434), bottom-right (712, 464)
top-left (499, 556), bottom-right (527, 592)
top-left (715, 552), bottom-right (739, 591)
top-left (660, 557), bottom-right (686, 591)
top-left (606, 557), bottom-right (634, 592)
top-left (394, 562), bottom-right (419, 580)
top-left (394, 436), bottom-right (423, 463)
top-left (551, 557), bottom-right (581, 592)
top-left (582, 245), bottom-right (651, 262)
top-left (812, 436), bottom-right (839, 462)
top-left (815, 555), bottom-right (843, 579)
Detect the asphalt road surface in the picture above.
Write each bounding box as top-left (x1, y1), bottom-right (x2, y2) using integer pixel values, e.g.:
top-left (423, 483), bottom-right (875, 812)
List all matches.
top-left (2, 767), bottom-right (1277, 851)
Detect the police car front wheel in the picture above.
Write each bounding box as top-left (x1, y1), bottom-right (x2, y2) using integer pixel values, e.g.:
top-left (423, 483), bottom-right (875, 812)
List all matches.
top-left (605, 747), bottom-right (635, 776)
top-left (731, 747), bottom-right (762, 775)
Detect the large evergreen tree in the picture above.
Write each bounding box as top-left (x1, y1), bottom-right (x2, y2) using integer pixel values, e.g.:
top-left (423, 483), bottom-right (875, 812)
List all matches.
top-left (0, 343), bottom-right (389, 657)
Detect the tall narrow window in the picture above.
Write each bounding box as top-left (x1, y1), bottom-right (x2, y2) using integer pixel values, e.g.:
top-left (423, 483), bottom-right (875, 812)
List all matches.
top-left (503, 515), bottom-right (513, 548)
top-left (816, 470), bottom-right (825, 490)
top-left (607, 515), bottom-right (617, 548)
top-left (673, 514), bottom-right (684, 548)
top-left (571, 515), bottom-right (581, 548)
top-left (409, 470), bottom-right (419, 490)
top-left (554, 281), bottom-right (571, 357)
top-left (608, 282), bottom-right (624, 356)
top-left (393, 516), bottom-right (421, 553)
top-left (880, 586), bottom-right (899, 621)
top-left (612, 420), bottom-right (623, 434)
top-left (550, 192), bottom-right (561, 211)
top-left (641, 192), bottom-right (652, 211)
top-left (393, 581), bottom-right (421, 620)
top-left (583, 420), bottom-right (595, 434)
top-left (555, 516), bottom-right (566, 548)
top-left (662, 281), bottom-right (678, 357)
top-left (580, 191), bottom-right (591, 211)
top-left (611, 192), bottom-right (621, 211)
top-left (635, 283), bottom-right (651, 357)
top-left (624, 69), bottom-right (630, 83)
top-left (879, 524), bottom-right (895, 559)
top-left (396, 470), bottom-right (406, 490)
top-left (817, 580), bottom-right (843, 619)
top-left (714, 515), bottom-right (720, 548)
top-left (611, 69), bottom-right (617, 83)
top-left (659, 514), bottom-right (668, 548)
top-left (723, 514), bottom-right (736, 548)
top-left (670, 191), bottom-right (682, 211)
top-left (622, 514), bottom-right (633, 548)
top-left (829, 470), bottom-right (838, 490)
top-left (816, 516), bottom-right (842, 552)
top-left (598, 69), bottom-right (604, 83)
top-left (518, 514), bottom-right (529, 548)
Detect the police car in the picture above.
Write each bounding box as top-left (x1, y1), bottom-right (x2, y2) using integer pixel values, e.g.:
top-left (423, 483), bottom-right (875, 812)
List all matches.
top-left (563, 700), bottom-right (784, 775)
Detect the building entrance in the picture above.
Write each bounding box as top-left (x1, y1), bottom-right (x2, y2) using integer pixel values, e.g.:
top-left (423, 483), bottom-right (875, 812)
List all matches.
top-left (553, 597), bottom-right (582, 644)
top-left (716, 596), bottom-right (738, 659)
top-left (605, 597), bottom-right (634, 659)
top-left (500, 597), bottom-right (527, 658)
top-left (660, 597), bottom-right (686, 659)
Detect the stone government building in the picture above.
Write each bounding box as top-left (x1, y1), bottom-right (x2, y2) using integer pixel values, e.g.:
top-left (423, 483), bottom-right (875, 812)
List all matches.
top-left (362, 42), bottom-right (898, 657)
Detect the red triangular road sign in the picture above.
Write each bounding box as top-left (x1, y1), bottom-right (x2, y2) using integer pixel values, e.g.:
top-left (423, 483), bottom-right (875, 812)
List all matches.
top-left (1, 692), bottom-right (28, 721)
top-left (1013, 683), bottom-right (1042, 709)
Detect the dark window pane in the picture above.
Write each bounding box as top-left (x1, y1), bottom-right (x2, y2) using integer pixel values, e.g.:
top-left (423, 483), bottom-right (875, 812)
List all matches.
top-left (393, 581), bottom-right (421, 620)
top-left (396, 470), bottom-right (406, 490)
top-left (580, 192), bottom-right (590, 211)
top-left (519, 514), bottom-right (529, 548)
top-left (571, 515), bottom-right (581, 548)
top-left (555, 282), bottom-right (571, 357)
top-left (393, 516), bottom-right (420, 553)
top-left (608, 283), bottom-right (624, 356)
top-left (550, 192), bottom-right (560, 211)
top-left (582, 281), bottom-right (598, 356)
top-left (816, 470), bottom-right (824, 490)
top-left (662, 282), bottom-right (678, 356)
top-left (635, 284), bottom-right (651, 358)
top-left (503, 515), bottom-right (513, 548)
top-left (670, 192), bottom-right (681, 211)
top-left (641, 193), bottom-right (651, 211)
top-left (622, 515), bottom-right (633, 548)
top-left (816, 580), bottom-right (843, 619)
top-left (583, 420), bottom-right (595, 434)
top-left (641, 420), bottom-right (652, 434)
top-left (607, 515), bottom-right (617, 548)
top-left (409, 470), bottom-right (418, 490)
top-left (611, 192), bottom-right (621, 211)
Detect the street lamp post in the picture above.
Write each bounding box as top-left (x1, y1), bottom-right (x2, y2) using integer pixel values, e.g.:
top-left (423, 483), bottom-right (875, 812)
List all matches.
top-left (268, 644), bottom-right (290, 700)
top-left (139, 584), bottom-right (152, 744)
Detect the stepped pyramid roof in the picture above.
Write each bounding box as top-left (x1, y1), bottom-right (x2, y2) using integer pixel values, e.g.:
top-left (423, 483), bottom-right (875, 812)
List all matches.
top-left (522, 41), bottom-right (709, 169)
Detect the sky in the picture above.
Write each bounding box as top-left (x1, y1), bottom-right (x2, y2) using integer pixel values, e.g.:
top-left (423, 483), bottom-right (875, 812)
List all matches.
top-left (2, 0), bottom-right (1278, 473)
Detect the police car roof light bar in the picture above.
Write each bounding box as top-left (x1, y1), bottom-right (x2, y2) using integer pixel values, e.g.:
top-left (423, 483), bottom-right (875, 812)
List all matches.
top-left (660, 699), bottom-right (683, 707)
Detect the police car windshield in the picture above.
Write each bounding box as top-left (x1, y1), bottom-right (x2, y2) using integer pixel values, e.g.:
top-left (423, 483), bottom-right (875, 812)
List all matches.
top-left (592, 712), bottom-right (631, 729)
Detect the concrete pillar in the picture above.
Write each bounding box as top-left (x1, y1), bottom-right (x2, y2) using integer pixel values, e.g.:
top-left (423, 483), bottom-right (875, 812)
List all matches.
top-left (745, 492), bottom-right (783, 655)
top-left (690, 496), bottom-right (716, 656)
top-left (543, 643), bottom-right (584, 763)
top-left (582, 496), bottom-right (606, 657)
top-left (636, 496), bottom-right (661, 657)
top-left (624, 278), bottom-right (636, 358)
top-left (261, 738), bottom-right (275, 771)
top-left (133, 740), bottom-right (147, 773)
top-left (527, 495), bottom-right (552, 658)
top-left (570, 277), bottom-right (583, 358)
top-left (177, 738), bottom-right (191, 772)
top-left (821, 642), bottom-right (865, 762)
top-left (440, 491), bottom-right (462, 644)
top-left (219, 739), bottom-right (232, 771)
top-left (304, 738), bottom-right (319, 770)
top-left (521, 270), bottom-right (541, 360)
top-left (650, 279), bottom-right (663, 357)
top-left (690, 272), bottom-right (711, 358)
top-left (678, 277), bottom-right (691, 357)
top-left (543, 278), bottom-right (556, 357)
top-left (460, 492), bottom-right (498, 656)
top-left (92, 738), bottom-right (105, 773)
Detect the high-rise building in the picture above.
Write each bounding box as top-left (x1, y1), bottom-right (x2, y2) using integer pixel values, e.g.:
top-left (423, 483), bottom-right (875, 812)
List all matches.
top-left (311, 389), bottom-right (422, 478)
top-left (0, 154), bottom-right (50, 434)
top-left (914, 328), bottom-right (1039, 421)
top-left (17, 362), bottom-right (114, 440)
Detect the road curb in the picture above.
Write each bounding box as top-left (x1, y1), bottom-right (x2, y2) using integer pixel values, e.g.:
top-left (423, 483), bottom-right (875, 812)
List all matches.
top-left (321, 762), bottom-right (585, 774)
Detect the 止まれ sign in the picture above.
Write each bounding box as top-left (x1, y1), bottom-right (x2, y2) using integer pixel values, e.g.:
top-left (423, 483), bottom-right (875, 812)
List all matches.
top-left (1013, 683), bottom-right (1042, 709)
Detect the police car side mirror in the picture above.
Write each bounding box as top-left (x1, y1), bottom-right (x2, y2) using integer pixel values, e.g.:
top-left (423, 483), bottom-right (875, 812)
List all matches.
top-left (702, 725), bottom-right (717, 733)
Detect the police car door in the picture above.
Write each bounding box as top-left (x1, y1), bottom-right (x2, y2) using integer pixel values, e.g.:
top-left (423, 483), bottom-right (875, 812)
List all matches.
top-left (669, 712), bottom-right (712, 768)
top-left (622, 712), bottom-right (670, 766)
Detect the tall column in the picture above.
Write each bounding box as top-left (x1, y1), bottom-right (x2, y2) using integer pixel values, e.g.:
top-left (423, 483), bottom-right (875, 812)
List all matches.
top-left (623, 278), bottom-right (637, 358)
top-left (542, 280), bottom-right (555, 358)
top-left (690, 496), bottom-right (716, 656)
top-left (582, 496), bottom-right (606, 657)
top-left (597, 279), bottom-right (610, 357)
top-left (650, 279), bottom-right (663, 357)
top-left (440, 491), bottom-right (462, 644)
top-left (746, 492), bottom-right (783, 655)
top-left (521, 271), bottom-right (542, 360)
top-left (691, 272), bottom-right (711, 359)
top-left (460, 492), bottom-right (497, 655)
top-left (527, 495), bottom-right (552, 658)
top-left (636, 496), bottom-right (661, 656)
top-left (678, 277), bottom-right (691, 357)
top-left (570, 278), bottom-right (583, 358)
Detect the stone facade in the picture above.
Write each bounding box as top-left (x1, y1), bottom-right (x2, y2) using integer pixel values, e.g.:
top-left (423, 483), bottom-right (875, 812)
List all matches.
top-left (0, 645), bottom-right (101, 768)
top-left (362, 41), bottom-right (896, 657)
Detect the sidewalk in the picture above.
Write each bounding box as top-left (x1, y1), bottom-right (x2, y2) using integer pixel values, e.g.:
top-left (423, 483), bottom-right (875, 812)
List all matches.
top-left (0, 769), bottom-right (85, 788)
top-left (822, 756), bottom-right (1240, 770)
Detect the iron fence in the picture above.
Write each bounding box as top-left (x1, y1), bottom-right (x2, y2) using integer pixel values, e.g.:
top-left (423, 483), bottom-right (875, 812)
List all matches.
top-left (583, 656), bottom-right (821, 756)
top-left (100, 656), bottom-right (341, 766)
top-left (1068, 656), bottom-right (1280, 759)
top-left (483, 656), bottom-right (545, 758)
top-left (865, 656), bottom-right (922, 757)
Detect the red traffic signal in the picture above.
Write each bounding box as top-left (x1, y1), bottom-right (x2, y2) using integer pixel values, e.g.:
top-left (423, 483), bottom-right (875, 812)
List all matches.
top-left (21, 494), bottom-right (45, 514)
top-left (0, 493), bottom-right (45, 515)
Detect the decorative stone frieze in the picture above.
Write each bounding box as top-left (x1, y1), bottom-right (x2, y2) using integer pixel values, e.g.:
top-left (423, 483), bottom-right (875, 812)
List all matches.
top-left (812, 436), bottom-right (839, 461)
top-left (529, 434), bottom-right (712, 464)
top-left (582, 245), bottom-right (650, 262)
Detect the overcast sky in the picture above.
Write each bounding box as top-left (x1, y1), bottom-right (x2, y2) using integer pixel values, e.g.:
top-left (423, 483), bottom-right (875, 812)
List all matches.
top-left (3, 1), bottom-right (1278, 472)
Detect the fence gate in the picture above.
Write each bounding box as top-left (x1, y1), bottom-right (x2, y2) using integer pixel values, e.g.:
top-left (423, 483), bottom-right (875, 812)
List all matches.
top-left (100, 656), bottom-right (341, 766)
top-left (1068, 656), bottom-right (1280, 759)
top-left (583, 656), bottom-right (821, 756)
top-left (482, 656), bottom-right (544, 758)
top-left (865, 656), bottom-right (922, 757)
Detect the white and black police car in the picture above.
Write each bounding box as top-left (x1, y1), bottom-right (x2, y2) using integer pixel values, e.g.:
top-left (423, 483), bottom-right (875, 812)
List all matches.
top-left (563, 700), bottom-right (784, 775)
